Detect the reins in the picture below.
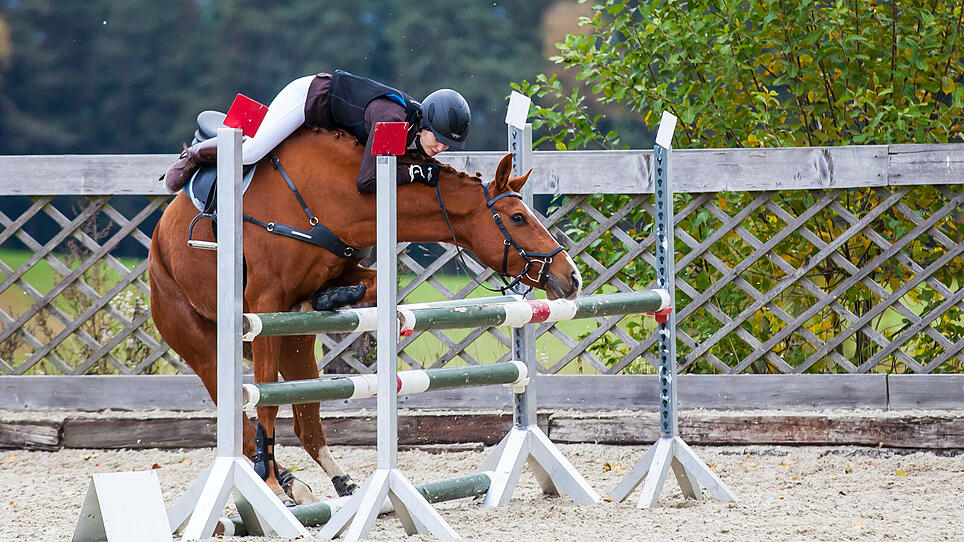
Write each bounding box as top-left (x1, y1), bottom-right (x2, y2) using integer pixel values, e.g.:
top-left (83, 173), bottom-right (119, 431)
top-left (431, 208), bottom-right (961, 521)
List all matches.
top-left (432, 178), bottom-right (564, 296)
top-left (197, 151), bottom-right (563, 294)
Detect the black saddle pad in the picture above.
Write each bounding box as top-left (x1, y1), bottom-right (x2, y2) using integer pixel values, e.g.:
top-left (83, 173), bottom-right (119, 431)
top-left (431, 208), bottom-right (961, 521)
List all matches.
top-left (184, 163), bottom-right (256, 214)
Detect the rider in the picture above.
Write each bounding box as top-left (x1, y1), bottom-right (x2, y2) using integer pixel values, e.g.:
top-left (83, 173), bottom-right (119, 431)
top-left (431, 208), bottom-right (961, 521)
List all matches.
top-left (161, 69), bottom-right (471, 192)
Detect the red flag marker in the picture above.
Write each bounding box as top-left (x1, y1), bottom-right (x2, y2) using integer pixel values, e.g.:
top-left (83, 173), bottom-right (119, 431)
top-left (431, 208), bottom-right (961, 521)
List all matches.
top-left (371, 122), bottom-right (409, 156)
top-left (223, 94), bottom-right (269, 138)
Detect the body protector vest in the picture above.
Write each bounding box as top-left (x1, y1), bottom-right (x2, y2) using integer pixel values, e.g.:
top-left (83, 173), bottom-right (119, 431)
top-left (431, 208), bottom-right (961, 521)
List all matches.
top-left (329, 69), bottom-right (422, 145)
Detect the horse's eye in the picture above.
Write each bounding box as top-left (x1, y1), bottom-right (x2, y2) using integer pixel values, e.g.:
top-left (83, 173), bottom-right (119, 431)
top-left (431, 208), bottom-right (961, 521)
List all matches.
top-left (510, 213), bottom-right (525, 224)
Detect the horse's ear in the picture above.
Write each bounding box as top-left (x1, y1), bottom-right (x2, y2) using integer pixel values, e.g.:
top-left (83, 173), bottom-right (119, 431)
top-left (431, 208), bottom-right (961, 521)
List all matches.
top-left (494, 153), bottom-right (513, 190)
top-left (508, 169), bottom-right (532, 193)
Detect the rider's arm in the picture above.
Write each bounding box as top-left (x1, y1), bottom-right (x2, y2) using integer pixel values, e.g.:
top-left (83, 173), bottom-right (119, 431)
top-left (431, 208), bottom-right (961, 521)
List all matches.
top-left (356, 97), bottom-right (416, 193)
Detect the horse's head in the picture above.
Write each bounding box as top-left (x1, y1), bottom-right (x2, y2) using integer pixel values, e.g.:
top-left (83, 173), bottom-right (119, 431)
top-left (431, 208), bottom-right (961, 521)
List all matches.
top-left (431, 154), bottom-right (582, 300)
top-left (284, 129), bottom-right (582, 299)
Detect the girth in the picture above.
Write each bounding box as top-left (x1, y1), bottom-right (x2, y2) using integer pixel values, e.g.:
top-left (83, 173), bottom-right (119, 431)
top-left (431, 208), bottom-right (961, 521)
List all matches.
top-left (187, 152), bottom-right (362, 260)
top-left (243, 154), bottom-right (359, 259)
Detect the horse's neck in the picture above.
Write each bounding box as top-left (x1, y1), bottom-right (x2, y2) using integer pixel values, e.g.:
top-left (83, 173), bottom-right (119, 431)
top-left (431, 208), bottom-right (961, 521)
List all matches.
top-left (282, 130), bottom-right (477, 247)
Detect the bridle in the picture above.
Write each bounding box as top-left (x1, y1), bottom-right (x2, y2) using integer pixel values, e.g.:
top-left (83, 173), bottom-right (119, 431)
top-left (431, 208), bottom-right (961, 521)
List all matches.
top-left (432, 179), bottom-right (564, 296)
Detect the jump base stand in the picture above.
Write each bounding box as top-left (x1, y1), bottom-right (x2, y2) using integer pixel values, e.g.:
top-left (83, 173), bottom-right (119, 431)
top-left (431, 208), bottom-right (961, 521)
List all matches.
top-left (317, 468), bottom-right (458, 541)
top-left (609, 436), bottom-right (737, 508)
top-left (607, 113), bottom-right (736, 508)
top-left (166, 128), bottom-right (310, 540)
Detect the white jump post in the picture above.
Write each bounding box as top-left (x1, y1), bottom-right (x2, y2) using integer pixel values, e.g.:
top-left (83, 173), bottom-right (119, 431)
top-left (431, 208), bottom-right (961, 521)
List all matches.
top-left (166, 127), bottom-right (310, 540)
top-left (478, 92), bottom-right (600, 506)
top-left (608, 112), bottom-right (737, 508)
top-left (318, 122), bottom-right (459, 542)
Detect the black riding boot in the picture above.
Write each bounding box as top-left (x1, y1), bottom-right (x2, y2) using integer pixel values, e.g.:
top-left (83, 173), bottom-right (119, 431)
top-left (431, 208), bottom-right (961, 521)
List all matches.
top-left (160, 138), bottom-right (219, 192)
top-left (312, 285), bottom-right (367, 311)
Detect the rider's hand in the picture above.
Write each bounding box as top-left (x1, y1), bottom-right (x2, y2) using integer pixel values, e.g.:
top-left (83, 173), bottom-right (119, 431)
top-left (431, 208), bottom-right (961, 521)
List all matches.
top-left (408, 163), bottom-right (441, 186)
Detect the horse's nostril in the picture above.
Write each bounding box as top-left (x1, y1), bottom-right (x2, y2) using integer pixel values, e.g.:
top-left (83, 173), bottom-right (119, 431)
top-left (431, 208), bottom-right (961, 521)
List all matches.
top-left (570, 270), bottom-right (581, 288)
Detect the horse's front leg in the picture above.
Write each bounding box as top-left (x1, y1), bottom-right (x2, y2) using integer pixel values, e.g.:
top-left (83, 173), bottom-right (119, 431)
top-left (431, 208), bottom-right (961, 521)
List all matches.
top-left (288, 261), bottom-right (377, 313)
top-left (248, 332), bottom-right (289, 504)
top-left (279, 334), bottom-right (359, 497)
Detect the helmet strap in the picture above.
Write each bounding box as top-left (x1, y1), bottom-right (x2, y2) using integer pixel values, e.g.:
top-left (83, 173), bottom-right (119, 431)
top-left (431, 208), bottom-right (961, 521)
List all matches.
top-left (413, 131), bottom-right (426, 155)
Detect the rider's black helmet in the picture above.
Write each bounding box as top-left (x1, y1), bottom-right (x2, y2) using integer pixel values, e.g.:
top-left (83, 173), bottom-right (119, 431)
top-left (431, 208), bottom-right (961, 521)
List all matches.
top-left (420, 89), bottom-right (471, 150)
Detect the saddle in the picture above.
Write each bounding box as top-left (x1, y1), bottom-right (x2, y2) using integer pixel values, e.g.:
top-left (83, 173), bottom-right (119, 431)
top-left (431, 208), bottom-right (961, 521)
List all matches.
top-left (184, 111), bottom-right (256, 215)
top-left (183, 110), bottom-right (364, 260)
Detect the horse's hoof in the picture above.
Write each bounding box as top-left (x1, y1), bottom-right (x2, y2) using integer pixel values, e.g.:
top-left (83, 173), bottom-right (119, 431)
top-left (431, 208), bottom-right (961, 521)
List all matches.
top-left (313, 285), bottom-right (366, 311)
top-left (332, 475), bottom-right (359, 496)
top-left (279, 468), bottom-right (320, 504)
top-left (273, 487), bottom-right (297, 507)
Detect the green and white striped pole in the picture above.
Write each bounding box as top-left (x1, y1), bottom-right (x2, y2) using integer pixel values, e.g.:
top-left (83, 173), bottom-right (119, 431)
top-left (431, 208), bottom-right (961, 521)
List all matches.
top-left (242, 290), bottom-right (671, 338)
top-left (242, 361), bottom-right (528, 409)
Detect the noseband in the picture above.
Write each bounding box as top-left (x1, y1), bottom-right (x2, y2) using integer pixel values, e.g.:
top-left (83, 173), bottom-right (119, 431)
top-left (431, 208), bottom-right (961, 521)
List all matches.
top-left (433, 179), bottom-right (564, 296)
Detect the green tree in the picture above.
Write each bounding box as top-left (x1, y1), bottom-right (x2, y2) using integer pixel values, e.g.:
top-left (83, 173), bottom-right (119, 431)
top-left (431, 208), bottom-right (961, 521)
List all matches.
top-left (0, 0), bottom-right (559, 154)
top-left (383, 0), bottom-right (556, 150)
top-left (517, 0), bottom-right (964, 374)
top-left (520, 0), bottom-right (962, 148)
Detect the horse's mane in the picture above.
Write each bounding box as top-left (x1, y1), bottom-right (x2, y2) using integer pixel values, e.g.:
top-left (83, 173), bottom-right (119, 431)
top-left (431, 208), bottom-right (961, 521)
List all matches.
top-left (307, 126), bottom-right (481, 183)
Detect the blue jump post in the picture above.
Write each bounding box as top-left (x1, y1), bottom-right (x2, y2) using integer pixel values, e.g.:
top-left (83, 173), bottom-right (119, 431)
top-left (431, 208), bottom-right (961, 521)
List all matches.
top-left (478, 94), bottom-right (600, 506)
top-left (607, 112), bottom-right (738, 508)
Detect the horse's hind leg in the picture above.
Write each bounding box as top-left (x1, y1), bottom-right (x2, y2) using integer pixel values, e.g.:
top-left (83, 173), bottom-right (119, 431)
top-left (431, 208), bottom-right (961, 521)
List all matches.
top-left (279, 334), bottom-right (359, 497)
top-left (148, 261), bottom-right (263, 456)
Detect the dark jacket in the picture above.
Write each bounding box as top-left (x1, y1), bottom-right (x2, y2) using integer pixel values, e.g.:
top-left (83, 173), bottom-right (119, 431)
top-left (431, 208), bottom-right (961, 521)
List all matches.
top-left (305, 71), bottom-right (423, 192)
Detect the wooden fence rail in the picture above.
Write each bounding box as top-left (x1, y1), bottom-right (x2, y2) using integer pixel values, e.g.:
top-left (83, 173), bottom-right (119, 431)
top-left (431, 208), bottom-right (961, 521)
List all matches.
top-left (1, 144), bottom-right (961, 196)
top-left (0, 144), bottom-right (962, 401)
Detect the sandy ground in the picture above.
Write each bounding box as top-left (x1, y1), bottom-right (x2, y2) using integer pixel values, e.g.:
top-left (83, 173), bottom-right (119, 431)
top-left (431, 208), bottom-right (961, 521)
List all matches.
top-left (1, 442), bottom-right (962, 542)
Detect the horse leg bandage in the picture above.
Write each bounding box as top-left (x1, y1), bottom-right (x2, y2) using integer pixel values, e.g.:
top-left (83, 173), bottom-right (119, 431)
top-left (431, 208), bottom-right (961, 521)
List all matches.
top-left (250, 422), bottom-right (274, 481)
top-left (251, 422), bottom-right (297, 506)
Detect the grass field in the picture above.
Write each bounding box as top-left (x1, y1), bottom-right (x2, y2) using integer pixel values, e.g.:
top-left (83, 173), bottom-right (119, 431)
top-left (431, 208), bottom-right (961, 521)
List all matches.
top-left (3, 247), bottom-right (960, 375)
top-left (0, 248), bottom-right (617, 374)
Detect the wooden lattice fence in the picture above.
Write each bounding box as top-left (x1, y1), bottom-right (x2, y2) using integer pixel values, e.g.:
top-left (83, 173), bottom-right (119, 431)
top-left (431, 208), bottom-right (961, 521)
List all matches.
top-left (1, 145), bottom-right (962, 381)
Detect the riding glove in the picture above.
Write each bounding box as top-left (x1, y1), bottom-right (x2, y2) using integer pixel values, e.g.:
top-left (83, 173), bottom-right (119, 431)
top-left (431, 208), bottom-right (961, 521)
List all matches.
top-left (408, 163), bottom-right (441, 186)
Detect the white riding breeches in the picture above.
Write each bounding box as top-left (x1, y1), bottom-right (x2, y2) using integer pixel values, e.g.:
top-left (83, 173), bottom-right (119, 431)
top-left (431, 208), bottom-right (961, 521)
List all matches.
top-left (241, 75), bottom-right (313, 165)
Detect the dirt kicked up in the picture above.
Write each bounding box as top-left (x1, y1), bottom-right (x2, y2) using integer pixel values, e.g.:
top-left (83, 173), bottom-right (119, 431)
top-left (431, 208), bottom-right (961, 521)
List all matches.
top-left (1, 443), bottom-right (961, 542)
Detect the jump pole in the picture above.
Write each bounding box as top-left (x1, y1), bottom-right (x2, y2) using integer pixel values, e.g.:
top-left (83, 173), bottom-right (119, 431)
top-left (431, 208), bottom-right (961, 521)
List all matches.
top-left (607, 112), bottom-right (737, 508)
top-left (243, 361), bottom-right (529, 408)
top-left (242, 290), bottom-right (669, 337)
top-left (222, 472), bottom-right (495, 536)
top-left (167, 128), bottom-right (310, 539)
top-left (317, 122), bottom-right (459, 542)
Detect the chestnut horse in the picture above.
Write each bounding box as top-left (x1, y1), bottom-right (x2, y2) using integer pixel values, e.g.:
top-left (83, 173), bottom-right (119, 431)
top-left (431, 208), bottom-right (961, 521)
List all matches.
top-left (148, 127), bottom-right (582, 503)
